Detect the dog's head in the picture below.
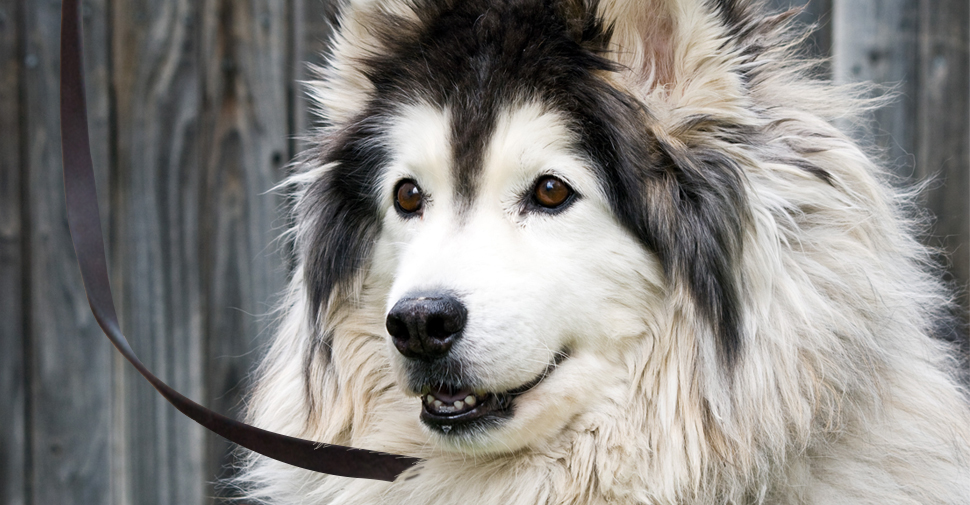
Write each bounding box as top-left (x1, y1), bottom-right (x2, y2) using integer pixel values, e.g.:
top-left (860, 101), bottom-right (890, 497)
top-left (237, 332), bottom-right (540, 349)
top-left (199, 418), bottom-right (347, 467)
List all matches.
top-left (294, 0), bottom-right (774, 453)
top-left (374, 101), bottom-right (668, 450)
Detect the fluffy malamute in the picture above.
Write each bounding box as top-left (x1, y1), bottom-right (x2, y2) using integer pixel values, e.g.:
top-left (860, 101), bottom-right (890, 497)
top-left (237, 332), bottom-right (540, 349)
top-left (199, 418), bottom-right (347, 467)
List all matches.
top-left (240, 0), bottom-right (970, 503)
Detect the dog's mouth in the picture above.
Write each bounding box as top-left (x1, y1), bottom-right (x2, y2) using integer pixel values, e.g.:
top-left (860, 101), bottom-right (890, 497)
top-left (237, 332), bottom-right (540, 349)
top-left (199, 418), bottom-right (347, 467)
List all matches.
top-left (418, 349), bottom-right (569, 434)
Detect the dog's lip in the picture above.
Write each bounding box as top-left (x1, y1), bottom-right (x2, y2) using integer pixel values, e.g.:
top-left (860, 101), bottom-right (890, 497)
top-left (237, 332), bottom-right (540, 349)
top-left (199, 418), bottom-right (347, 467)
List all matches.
top-left (420, 349), bottom-right (570, 432)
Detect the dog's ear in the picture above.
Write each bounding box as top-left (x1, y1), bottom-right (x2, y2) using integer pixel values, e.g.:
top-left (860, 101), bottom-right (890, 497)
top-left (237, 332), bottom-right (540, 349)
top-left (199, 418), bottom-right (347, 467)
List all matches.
top-left (623, 119), bottom-right (751, 419)
top-left (565, 1), bottom-right (762, 402)
top-left (589, 0), bottom-right (679, 89)
top-left (647, 130), bottom-right (749, 373)
top-left (307, 0), bottom-right (421, 128)
top-left (577, 0), bottom-right (770, 96)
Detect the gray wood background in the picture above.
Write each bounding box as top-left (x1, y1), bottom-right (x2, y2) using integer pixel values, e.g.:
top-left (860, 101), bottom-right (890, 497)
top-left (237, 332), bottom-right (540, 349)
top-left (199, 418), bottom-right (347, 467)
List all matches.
top-left (0, 0), bottom-right (967, 504)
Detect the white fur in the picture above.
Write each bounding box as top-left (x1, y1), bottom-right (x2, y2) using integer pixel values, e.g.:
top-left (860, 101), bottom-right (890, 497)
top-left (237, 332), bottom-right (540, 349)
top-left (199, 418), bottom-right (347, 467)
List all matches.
top-left (378, 101), bottom-right (666, 453)
top-left (240, 1), bottom-right (970, 503)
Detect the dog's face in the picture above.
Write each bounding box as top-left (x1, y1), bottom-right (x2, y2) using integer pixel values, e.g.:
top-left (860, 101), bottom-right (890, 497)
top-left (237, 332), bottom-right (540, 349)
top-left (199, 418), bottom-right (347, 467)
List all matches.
top-left (373, 101), bottom-right (664, 450)
top-left (298, 0), bottom-right (749, 455)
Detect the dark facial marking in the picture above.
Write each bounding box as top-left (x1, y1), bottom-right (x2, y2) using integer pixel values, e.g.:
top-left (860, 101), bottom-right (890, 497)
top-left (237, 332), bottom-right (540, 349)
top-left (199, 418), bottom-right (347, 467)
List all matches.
top-left (300, 110), bottom-right (391, 325)
top-left (304, 0), bottom-right (750, 370)
top-left (560, 83), bottom-right (750, 368)
top-left (361, 0), bottom-right (614, 211)
top-left (653, 140), bottom-right (748, 367)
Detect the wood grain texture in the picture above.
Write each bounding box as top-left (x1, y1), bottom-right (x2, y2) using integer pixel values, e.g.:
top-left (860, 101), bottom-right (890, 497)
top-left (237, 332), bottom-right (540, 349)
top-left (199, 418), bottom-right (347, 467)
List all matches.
top-left (2, 1), bottom-right (966, 504)
top-left (199, 0), bottom-right (290, 498)
top-left (293, 0), bottom-right (336, 145)
top-left (23, 0), bottom-right (113, 504)
top-left (284, 0), bottom-right (333, 267)
top-left (915, 0), bottom-right (970, 332)
top-left (0, 0), bottom-right (25, 504)
top-left (110, 0), bottom-right (207, 504)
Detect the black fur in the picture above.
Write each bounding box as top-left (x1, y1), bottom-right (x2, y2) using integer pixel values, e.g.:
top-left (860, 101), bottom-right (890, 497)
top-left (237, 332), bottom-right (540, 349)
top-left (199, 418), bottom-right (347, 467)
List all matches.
top-left (305, 0), bottom-right (749, 367)
top-left (301, 111), bottom-right (390, 325)
top-left (361, 0), bottom-right (614, 208)
top-left (711, 0), bottom-right (750, 30)
top-left (564, 90), bottom-right (749, 367)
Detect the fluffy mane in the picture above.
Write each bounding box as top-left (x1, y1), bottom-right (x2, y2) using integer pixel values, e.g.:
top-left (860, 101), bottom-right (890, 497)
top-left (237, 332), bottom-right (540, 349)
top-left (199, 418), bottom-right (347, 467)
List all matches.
top-left (236, 1), bottom-right (970, 503)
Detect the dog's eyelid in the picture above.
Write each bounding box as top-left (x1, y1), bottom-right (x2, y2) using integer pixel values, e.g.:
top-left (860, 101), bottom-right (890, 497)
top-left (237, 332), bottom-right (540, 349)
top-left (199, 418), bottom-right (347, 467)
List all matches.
top-left (394, 178), bottom-right (425, 217)
top-left (526, 174), bottom-right (578, 214)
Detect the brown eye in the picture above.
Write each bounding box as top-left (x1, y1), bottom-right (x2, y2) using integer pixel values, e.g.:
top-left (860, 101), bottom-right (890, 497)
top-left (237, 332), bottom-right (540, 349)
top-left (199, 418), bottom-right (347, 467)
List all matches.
top-left (533, 176), bottom-right (573, 209)
top-left (395, 180), bottom-right (424, 215)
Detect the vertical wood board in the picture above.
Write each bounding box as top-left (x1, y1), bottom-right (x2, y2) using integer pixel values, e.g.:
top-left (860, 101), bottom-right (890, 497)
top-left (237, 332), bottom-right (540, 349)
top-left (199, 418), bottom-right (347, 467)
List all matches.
top-left (293, 0), bottom-right (336, 145)
top-left (284, 0), bottom-right (334, 268)
top-left (915, 0), bottom-right (970, 329)
top-left (0, 0), bottom-right (25, 504)
top-left (23, 0), bottom-right (113, 504)
top-left (199, 0), bottom-right (290, 497)
top-left (110, 0), bottom-right (207, 503)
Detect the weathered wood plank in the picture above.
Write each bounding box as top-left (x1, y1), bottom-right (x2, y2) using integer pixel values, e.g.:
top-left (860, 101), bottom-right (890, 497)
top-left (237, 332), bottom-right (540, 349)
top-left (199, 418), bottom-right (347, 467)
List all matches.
top-left (285, 0), bottom-right (334, 268)
top-left (110, 0), bottom-right (207, 504)
top-left (3, 3), bottom-right (962, 505)
top-left (832, 0), bottom-right (920, 177)
top-left (915, 0), bottom-right (970, 334)
top-left (0, 0), bottom-right (26, 504)
top-left (199, 0), bottom-right (290, 498)
top-left (23, 0), bottom-right (113, 504)
top-left (293, 0), bottom-right (337, 145)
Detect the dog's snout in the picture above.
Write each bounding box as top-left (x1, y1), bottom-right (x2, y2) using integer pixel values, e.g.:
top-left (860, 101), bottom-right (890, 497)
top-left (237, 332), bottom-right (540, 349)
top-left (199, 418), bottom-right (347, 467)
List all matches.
top-left (386, 294), bottom-right (467, 360)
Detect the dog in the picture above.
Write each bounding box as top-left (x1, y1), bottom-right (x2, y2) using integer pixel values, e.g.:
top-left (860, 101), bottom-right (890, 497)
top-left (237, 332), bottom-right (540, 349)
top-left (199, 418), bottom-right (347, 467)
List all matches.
top-left (238, 0), bottom-right (970, 503)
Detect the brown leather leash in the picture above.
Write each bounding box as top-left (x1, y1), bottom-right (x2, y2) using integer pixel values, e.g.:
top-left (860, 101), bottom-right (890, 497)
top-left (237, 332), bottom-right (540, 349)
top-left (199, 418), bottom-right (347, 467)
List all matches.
top-left (60, 0), bottom-right (421, 482)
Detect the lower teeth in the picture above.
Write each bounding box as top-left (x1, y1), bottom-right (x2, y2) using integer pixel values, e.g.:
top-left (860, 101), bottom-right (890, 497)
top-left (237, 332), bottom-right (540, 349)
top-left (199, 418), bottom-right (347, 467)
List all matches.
top-left (424, 394), bottom-right (484, 415)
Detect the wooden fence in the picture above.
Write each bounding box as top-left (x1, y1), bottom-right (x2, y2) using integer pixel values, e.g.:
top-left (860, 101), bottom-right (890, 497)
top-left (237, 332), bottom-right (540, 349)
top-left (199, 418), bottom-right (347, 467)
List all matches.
top-left (0, 1), bottom-right (967, 504)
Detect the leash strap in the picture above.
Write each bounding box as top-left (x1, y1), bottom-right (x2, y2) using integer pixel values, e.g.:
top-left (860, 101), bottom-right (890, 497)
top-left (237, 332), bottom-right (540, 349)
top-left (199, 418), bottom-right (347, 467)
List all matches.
top-left (59, 0), bottom-right (421, 481)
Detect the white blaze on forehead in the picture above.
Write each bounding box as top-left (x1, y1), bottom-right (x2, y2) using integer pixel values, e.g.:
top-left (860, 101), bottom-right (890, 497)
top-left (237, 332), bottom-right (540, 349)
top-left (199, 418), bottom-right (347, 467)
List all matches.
top-left (380, 100), bottom-right (598, 214)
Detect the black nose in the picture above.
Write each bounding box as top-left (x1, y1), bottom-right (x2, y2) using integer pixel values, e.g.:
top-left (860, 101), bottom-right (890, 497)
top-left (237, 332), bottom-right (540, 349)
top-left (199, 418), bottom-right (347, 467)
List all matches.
top-left (386, 294), bottom-right (467, 360)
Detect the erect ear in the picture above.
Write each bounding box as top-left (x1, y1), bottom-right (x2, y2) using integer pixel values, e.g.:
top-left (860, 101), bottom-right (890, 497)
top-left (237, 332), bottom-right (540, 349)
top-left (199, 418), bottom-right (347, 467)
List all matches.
top-left (585, 0), bottom-right (762, 98)
top-left (592, 0), bottom-right (678, 88)
top-left (308, 0), bottom-right (420, 128)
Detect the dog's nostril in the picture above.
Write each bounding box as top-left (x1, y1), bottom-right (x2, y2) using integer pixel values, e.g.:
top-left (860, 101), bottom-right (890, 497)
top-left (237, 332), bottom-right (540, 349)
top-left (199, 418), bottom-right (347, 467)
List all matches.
top-left (386, 294), bottom-right (467, 360)
top-left (425, 316), bottom-right (448, 341)
top-left (385, 314), bottom-right (409, 342)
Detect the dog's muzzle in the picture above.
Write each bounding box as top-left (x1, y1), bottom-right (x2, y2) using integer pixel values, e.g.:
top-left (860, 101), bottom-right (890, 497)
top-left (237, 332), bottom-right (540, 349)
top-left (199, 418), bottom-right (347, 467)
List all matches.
top-left (386, 293), bottom-right (467, 360)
